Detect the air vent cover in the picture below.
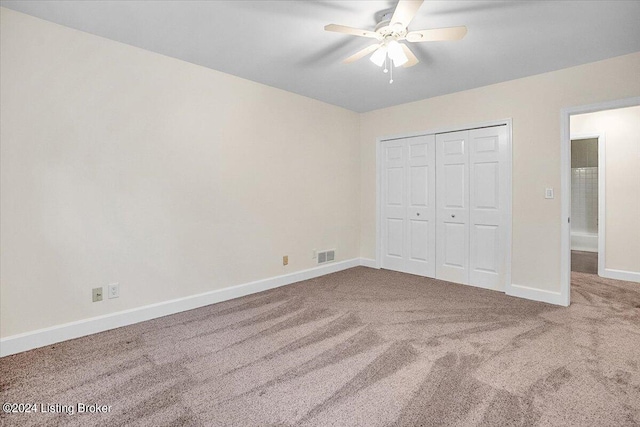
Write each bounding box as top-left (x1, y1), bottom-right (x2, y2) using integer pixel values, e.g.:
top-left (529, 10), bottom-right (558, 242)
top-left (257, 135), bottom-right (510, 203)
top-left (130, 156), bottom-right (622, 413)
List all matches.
top-left (326, 250), bottom-right (335, 262)
top-left (317, 249), bottom-right (336, 264)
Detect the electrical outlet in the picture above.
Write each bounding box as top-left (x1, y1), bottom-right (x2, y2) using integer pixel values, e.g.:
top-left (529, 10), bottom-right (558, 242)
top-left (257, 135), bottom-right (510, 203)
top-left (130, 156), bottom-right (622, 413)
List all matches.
top-left (108, 283), bottom-right (119, 299)
top-left (92, 287), bottom-right (103, 302)
top-left (283, 255), bottom-right (289, 266)
top-left (545, 188), bottom-right (554, 199)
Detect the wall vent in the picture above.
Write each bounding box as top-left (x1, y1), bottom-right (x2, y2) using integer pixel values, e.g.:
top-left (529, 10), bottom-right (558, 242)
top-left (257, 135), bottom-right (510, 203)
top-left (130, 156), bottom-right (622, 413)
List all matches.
top-left (317, 249), bottom-right (336, 264)
top-left (326, 250), bottom-right (335, 262)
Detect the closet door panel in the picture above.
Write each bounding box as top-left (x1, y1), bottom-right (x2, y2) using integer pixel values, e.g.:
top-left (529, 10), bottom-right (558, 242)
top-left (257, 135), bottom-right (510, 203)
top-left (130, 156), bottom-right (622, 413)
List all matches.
top-left (405, 135), bottom-right (436, 276)
top-left (382, 136), bottom-right (436, 277)
top-left (444, 164), bottom-right (466, 207)
top-left (386, 219), bottom-right (404, 257)
top-left (469, 126), bottom-right (508, 290)
top-left (473, 224), bottom-right (499, 272)
top-left (382, 141), bottom-right (406, 272)
top-left (436, 131), bottom-right (470, 284)
top-left (443, 223), bottom-right (466, 267)
top-left (409, 219), bottom-right (429, 261)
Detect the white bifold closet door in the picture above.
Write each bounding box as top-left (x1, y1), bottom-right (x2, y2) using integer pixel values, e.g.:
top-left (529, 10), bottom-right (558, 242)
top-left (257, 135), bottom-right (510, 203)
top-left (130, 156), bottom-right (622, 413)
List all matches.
top-left (382, 135), bottom-right (436, 277)
top-left (435, 130), bottom-right (470, 284)
top-left (436, 126), bottom-right (509, 290)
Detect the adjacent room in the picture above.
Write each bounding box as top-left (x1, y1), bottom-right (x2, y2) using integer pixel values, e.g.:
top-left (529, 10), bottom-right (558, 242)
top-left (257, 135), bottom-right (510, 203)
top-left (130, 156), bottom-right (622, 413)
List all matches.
top-left (570, 136), bottom-right (600, 274)
top-left (1, 1), bottom-right (639, 426)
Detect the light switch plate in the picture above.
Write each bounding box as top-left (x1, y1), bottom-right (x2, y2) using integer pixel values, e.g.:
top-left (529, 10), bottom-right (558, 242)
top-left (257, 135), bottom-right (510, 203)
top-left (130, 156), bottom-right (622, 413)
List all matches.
top-left (545, 188), bottom-right (554, 199)
top-left (92, 287), bottom-right (103, 302)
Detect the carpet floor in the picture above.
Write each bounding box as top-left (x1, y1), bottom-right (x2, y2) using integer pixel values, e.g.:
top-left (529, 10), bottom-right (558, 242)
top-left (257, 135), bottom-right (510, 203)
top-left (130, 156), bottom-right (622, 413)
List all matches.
top-left (571, 251), bottom-right (598, 275)
top-left (1, 267), bottom-right (639, 426)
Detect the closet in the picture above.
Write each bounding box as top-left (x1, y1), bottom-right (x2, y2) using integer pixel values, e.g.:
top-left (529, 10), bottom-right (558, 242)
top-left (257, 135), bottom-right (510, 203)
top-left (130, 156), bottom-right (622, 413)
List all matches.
top-left (381, 125), bottom-right (509, 291)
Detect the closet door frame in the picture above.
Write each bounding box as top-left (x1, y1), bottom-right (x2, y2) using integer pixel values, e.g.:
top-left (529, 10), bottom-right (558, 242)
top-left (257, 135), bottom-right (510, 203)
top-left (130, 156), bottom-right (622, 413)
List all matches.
top-left (375, 119), bottom-right (512, 293)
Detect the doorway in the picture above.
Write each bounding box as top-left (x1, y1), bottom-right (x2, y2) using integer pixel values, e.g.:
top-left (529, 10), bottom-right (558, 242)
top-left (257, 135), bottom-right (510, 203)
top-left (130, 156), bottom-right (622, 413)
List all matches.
top-left (570, 135), bottom-right (602, 275)
top-left (560, 97), bottom-right (640, 305)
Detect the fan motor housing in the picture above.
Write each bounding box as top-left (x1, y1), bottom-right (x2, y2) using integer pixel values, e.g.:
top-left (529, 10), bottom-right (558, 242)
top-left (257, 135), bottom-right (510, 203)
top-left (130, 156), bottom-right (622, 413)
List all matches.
top-left (375, 9), bottom-right (407, 39)
top-left (375, 20), bottom-right (407, 39)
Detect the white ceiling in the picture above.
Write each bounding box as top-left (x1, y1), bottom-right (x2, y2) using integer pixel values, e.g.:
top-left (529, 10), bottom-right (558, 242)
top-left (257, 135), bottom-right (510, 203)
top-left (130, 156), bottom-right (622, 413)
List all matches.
top-left (2, 1), bottom-right (639, 112)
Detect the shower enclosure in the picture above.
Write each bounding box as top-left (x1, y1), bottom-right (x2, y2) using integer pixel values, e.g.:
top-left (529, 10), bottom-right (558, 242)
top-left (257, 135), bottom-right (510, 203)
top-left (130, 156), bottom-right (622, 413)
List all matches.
top-left (570, 138), bottom-right (598, 252)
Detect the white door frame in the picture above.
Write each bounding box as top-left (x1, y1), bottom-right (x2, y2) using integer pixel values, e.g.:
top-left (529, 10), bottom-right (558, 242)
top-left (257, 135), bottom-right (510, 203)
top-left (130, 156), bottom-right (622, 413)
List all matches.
top-left (569, 132), bottom-right (605, 276)
top-left (560, 96), bottom-right (640, 305)
top-left (375, 118), bottom-right (513, 291)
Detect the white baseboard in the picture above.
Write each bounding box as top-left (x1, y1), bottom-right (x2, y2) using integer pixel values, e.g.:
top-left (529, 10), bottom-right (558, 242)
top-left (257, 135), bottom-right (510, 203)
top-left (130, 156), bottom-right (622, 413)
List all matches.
top-left (506, 283), bottom-right (567, 307)
top-left (0, 258), bottom-right (361, 357)
top-left (359, 258), bottom-right (378, 268)
top-left (600, 268), bottom-right (640, 283)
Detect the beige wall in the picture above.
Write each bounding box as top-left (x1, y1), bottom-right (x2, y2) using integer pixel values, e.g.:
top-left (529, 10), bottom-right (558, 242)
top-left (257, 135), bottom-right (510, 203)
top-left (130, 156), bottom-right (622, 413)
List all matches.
top-left (0, 9), bottom-right (360, 337)
top-left (360, 52), bottom-right (640, 293)
top-left (571, 106), bottom-right (640, 273)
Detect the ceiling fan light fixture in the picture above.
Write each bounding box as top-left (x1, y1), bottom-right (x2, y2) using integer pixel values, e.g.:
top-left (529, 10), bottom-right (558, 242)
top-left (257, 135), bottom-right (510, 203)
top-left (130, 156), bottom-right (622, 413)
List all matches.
top-left (388, 40), bottom-right (408, 67)
top-left (392, 55), bottom-right (408, 67)
top-left (370, 46), bottom-right (388, 67)
top-left (326, 0), bottom-right (467, 80)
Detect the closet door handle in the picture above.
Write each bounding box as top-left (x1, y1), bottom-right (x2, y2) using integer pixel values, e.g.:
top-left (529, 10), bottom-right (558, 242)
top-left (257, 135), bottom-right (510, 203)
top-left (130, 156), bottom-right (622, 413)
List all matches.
top-left (451, 214), bottom-right (456, 218)
top-left (417, 213), bottom-right (420, 216)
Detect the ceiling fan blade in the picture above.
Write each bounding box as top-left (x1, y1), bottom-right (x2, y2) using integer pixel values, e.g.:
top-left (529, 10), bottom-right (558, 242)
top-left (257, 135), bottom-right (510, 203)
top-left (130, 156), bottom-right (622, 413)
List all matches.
top-left (324, 24), bottom-right (380, 39)
top-left (406, 26), bottom-right (468, 42)
top-left (401, 44), bottom-right (419, 67)
top-left (343, 44), bottom-right (381, 64)
top-left (390, 0), bottom-right (424, 28)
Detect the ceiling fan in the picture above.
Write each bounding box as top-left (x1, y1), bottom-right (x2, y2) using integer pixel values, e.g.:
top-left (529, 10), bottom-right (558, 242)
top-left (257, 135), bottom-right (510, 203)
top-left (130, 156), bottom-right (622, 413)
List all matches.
top-left (325, 0), bottom-right (467, 82)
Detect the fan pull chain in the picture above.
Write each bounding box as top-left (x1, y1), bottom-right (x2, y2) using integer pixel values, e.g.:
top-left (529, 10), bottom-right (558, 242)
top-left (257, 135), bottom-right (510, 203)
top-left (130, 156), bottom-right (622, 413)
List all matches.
top-left (383, 54), bottom-right (389, 74)
top-left (389, 60), bottom-right (394, 84)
